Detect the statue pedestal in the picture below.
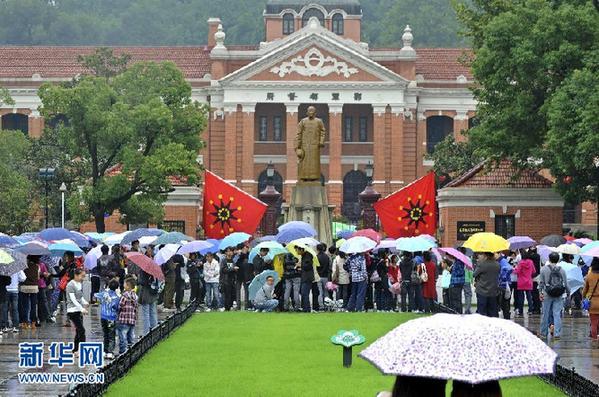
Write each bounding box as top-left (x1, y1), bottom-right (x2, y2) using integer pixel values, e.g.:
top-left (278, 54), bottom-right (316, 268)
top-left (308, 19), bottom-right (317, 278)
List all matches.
top-left (283, 182), bottom-right (334, 244)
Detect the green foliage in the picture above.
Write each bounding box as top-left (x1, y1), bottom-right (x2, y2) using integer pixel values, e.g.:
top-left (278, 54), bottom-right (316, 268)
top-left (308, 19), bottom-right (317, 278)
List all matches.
top-left (77, 47), bottom-right (131, 78)
top-left (0, 86), bottom-right (14, 106)
top-left (0, 0), bottom-right (464, 47)
top-left (0, 131), bottom-right (34, 234)
top-left (427, 135), bottom-right (483, 178)
top-left (38, 52), bottom-right (207, 231)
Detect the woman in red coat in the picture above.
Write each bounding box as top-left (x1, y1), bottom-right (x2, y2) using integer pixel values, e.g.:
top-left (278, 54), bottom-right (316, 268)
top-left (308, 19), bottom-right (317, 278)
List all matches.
top-left (514, 252), bottom-right (536, 315)
top-left (421, 251), bottom-right (438, 313)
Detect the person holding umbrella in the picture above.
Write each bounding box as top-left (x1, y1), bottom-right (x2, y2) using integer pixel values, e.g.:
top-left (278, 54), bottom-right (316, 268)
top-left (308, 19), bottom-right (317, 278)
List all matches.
top-left (283, 252), bottom-right (301, 311)
top-left (234, 244), bottom-right (252, 310)
top-left (473, 253), bottom-right (500, 317)
top-left (220, 247), bottom-right (238, 311)
top-left (252, 275), bottom-right (279, 312)
top-left (346, 252), bottom-right (368, 312)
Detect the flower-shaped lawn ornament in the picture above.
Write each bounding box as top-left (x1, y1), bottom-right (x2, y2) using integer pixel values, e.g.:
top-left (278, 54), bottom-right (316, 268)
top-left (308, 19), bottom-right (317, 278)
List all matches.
top-left (331, 330), bottom-right (365, 367)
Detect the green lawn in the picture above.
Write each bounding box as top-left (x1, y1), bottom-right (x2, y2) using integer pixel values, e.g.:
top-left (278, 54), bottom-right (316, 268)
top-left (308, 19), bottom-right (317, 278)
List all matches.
top-left (107, 312), bottom-right (563, 397)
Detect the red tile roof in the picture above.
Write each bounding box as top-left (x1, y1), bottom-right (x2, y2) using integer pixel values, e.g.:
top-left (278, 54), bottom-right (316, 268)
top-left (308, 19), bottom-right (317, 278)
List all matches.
top-left (445, 160), bottom-right (553, 189)
top-left (0, 46), bottom-right (211, 79)
top-left (0, 45), bottom-right (472, 81)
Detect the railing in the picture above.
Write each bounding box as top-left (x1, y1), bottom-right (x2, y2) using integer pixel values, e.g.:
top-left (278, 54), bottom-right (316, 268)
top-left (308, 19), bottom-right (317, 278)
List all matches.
top-left (539, 365), bottom-right (599, 397)
top-left (64, 302), bottom-right (198, 397)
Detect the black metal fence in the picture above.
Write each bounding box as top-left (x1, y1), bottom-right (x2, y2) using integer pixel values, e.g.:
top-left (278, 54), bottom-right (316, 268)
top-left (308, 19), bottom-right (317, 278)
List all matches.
top-left (539, 365), bottom-right (599, 397)
top-left (63, 302), bottom-right (198, 397)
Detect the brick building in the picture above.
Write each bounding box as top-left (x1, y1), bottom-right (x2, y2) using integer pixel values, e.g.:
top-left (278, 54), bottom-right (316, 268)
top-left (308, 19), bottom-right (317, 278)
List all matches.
top-left (0, 0), bottom-right (594, 236)
top-left (438, 161), bottom-right (564, 247)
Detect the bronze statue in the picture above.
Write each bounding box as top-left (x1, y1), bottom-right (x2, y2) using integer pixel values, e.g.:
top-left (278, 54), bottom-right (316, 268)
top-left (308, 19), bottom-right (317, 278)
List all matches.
top-left (295, 106), bottom-right (326, 182)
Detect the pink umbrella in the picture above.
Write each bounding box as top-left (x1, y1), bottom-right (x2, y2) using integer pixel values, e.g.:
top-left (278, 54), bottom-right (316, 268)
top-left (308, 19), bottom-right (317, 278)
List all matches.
top-left (374, 239), bottom-right (396, 252)
top-left (124, 252), bottom-right (164, 281)
top-left (352, 229), bottom-right (381, 245)
top-left (438, 247), bottom-right (473, 269)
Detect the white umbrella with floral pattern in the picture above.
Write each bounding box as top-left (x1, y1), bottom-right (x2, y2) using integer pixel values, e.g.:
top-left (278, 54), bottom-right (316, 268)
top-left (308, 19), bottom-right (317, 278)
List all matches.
top-left (359, 313), bottom-right (557, 384)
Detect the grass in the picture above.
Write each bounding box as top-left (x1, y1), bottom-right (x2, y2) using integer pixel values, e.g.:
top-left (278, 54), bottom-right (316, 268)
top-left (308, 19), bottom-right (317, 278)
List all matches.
top-left (107, 312), bottom-right (563, 397)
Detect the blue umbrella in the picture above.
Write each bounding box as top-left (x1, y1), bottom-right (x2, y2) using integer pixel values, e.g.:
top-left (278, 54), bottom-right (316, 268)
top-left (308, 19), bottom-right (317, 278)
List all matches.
top-left (336, 230), bottom-right (354, 239)
top-left (122, 228), bottom-right (165, 245)
top-left (251, 235), bottom-right (277, 247)
top-left (559, 261), bottom-right (584, 295)
top-left (200, 239), bottom-right (221, 255)
top-left (581, 241), bottom-right (599, 253)
top-left (278, 221), bottom-right (317, 237)
top-left (178, 240), bottom-right (214, 255)
top-left (14, 242), bottom-right (51, 256)
top-left (69, 231), bottom-right (93, 248)
top-left (248, 270), bottom-right (280, 301)
top-left (48, 242), bottom-right (83, 257)
top-left (38, 228), bottom-right (90, 248)
top-left (396, 237), bottom-right (436, 253)
top-left (249, 241), bottom-right (287, 263)
top-left (275, 228), bottom-right (313, 244)
top-left (0, 233), bottom-right (20, 247)
top-left (219, 232), bottom-right (252, 251)
top-left (154, 232), bottom-right (193, 246)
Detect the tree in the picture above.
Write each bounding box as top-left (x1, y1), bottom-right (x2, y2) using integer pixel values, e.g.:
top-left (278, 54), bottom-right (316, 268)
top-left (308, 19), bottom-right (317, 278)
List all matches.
top-left (0, 131), bottom-right (34, 234)
top-left (426, 135), bottom-right (483, 181)
top-left (38, 53), bottom-right (207, 232)
top-left (0, 86), bottom-right (14, 106)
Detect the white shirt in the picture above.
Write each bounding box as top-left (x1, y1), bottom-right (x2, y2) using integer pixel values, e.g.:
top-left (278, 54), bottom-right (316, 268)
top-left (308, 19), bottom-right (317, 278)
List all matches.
top-left (203, 259), bottom-right (220, 283)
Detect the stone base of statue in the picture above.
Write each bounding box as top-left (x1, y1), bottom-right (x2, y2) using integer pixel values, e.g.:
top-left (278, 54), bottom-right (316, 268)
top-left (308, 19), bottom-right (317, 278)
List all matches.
top-left (283, 181), bottom-right (334, 244)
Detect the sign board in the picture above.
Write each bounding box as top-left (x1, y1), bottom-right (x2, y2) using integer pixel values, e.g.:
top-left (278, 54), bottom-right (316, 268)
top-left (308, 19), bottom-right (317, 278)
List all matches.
top-left (457, 221), bottom-right (486, 240)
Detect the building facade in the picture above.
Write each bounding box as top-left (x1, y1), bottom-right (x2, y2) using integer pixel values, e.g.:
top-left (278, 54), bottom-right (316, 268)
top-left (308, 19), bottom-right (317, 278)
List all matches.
top-left (0, 0), bottom-right (593, 236)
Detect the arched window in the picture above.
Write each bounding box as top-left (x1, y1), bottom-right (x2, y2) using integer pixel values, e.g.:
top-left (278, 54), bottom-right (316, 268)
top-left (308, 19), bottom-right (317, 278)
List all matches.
top-left (468, 116), bottom-right (479, 130)
top-left (426, 115), bottom-right (453, 153)
top-left (302, 8), bottom-right (325, 27)
top-left (283, 13), bottom-right (295, 35)
top-left (342, 170), bottom-right (368, 222)
top-left (1, 113), bottom-right (29, 134)
top-left (332, 13), bottom-right (344, 35)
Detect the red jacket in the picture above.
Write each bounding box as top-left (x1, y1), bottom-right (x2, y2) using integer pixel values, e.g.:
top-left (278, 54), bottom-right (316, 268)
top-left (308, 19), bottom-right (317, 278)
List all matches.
top-left (514, 259), bottom-right (535, 291)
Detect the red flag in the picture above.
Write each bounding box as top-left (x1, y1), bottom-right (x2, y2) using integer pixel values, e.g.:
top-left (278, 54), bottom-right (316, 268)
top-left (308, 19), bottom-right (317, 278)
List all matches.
top-left (373, 172), bottom-right (437, 238)
top-left (202, 171), bottom-right (267, 238)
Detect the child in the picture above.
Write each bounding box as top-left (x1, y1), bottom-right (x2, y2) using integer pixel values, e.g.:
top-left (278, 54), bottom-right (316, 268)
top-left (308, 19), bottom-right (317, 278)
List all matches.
top-left (440, 259), bottom-right (452, 307)
top-left (117, 277), bottom-right (138, 354)
top-left (94, 279), bottom-right (120, 359)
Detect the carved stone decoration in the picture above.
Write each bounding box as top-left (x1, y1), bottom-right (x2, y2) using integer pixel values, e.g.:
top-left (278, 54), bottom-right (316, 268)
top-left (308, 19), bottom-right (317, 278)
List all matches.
top-left (270, 48), bottom-right (358, 78)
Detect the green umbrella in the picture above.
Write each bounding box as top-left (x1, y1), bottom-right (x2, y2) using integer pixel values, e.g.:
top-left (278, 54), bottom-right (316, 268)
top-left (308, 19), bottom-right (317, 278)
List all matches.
top-left (154, 232), bottom-right (193, 245)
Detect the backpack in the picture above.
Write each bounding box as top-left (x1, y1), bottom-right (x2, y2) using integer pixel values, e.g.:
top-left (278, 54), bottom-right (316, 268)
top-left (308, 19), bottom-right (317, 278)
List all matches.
top-left (419, 264), bottom-right (428, 283)
top-left (410, 263), bottom-right (421, 285)
top-left (546, 266), bottom-right (566, 298)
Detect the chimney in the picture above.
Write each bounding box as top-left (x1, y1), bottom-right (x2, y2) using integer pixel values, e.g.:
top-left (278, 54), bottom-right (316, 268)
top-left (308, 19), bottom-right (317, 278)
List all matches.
top-left (207, 17), bottom-right (221, 47)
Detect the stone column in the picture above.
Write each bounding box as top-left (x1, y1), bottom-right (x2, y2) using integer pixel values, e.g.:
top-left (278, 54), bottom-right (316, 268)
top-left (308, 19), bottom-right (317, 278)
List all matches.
top-left (240, 103), bottom-right (256, 193)
top-left (372, 105), bottom-right (388, 195)
top-left (416, 111), bottom-right (427, 178)
top-left (454, 110), bottom-right (468, 143)
top-left (390, 106), bottom-right (405, 192)
top-left (328, 104), bottom-right (343, 209)
top-left (223, 104), bottom-right (238, 183)
top-left (284, 103), bottom-right (298, 202)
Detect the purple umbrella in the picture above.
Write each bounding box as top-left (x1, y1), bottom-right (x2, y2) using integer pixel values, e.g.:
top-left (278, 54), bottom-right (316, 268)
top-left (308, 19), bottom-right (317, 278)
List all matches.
top-left (275, 228), bottom-right (314, 244)
top-left (536, 245), bottom-right (553, 263)
top-left (438, 247), bottom-right (473, 269)
top-left (336, 230), bottom-right (354, 239)
top-left (374, 239), bottom-right (397, 253)
top-left (278, 221), bottom-right (317, 237)
top-left (0, 233), bottom-right (19, 247)
top-left (508, 236), bottom-right (536, 250)
top-left (573, 238), bottom-right (593, 247)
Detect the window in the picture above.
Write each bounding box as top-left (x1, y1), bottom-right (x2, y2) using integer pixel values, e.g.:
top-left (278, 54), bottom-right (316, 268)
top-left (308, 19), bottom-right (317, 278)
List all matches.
top-left (161, 220), bottom-right (186, 234)
top-left (302, 8), bottom-right (325, 27)
top-left (343, 116), bottom-right (353, 142)
top-left (563, 202), bottom-right (581, 224)
top-left (332, 13), bottom-right (344, 35)
top-left (283, 13), bottom-right (295, 35)
top-left (273, 116), bottom-right (283, 141)
top-left (426, 115), bottom-right (453, 153)
top-left (359, 116), bottom-right (368, 142)
top-left (495, 215), bottom-right (515, 239)
top-left (468, 116), bottom-right (479, 130)
top-left (259, 116), bottom-right (268, 141)
top-left (1, 113), bottom-right (29, 134)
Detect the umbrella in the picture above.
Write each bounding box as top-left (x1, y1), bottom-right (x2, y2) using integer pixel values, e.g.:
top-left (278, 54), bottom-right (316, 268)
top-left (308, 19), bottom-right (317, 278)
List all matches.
top-left (335, 238), bottom-right (346, 248)
top-left (275, 228), bottom-right (314, 244)
top-left (580, 241), bottom-right (599, 253)
top-left (154, 232), bottom-right (193, 246)
top-left (438, 247), bottom-right (473, 270)
top-left (336, 229), bottom-right (354, 239)
top-left (0, 249), bottom-right (28, 276)
top-left (178, 240), bottom-right (214, 255)
top-left (573, 238), bottom-right (593, 247)
top-left (290, 237), bottom-right (320, 248)
top-left (121, 228), bottom-right (164, 245)
top-left (286, 241), bottom-right (320, 267)
top-left (249, 241), bottom-right (287, 263)
top-left (38, 228), bottom-right (90, 247)
top-left (14, 241), bottom-right (51, 256)
top-left (83, 245), bottom-right (103, 270)
top-left (339, 236), bottom-right (377, 254)
top-left (463, 232), bottom-right (509, 253)
top-left (69, 231), bottom-right (94, 248)
top-left (374, 239), bottom-right (397, 253)
top-left (396, 236), bottom-right (436, 253)
top-left (559, 261), bottom-right (584, 295)
top-left (138, 235), bottom-right (158, 247)
top-left (508, 236), bottom-right (536, 251)
top-left (536, 245), bottom-right (553, 263)
top-left (124, 252), bottom-right (165, 281)
top-left (154, 244), bottom-right (180, 265)
top-left (419, 234), bottom-right (437, 243)
top-left (0, 233), bottom-right (20, 247)
top-left (359, 313), bottom-right (557, 384)
top-left (582, 247), bottom-right (599, 259)
top-left (218, 232), bottom-right (251, 250)
top-left (201, 239), bottom-right (221, 255)
top-left (540, 234), bottom-right (566, 248)
top-left (103, 231), bottom-right (131, 245)
top-left (552, 243), bottom-right (580, 255)
top-left (278, 221), bottom-right (317, 237)
top-left (251, 235), bottom-right (277, 247)
top-left (352, 229), bottom-right (381, 245)
top-left (48, 242), bottom-right (83, 257)
top-left (248, 270), bottom-right (280, 301)
top-left (85, 232), bottom-right (114, 241)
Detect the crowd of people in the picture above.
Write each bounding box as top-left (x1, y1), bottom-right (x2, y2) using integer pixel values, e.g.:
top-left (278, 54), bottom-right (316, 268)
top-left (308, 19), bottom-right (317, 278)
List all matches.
top-left (2, 232), bottom-right (599, 363)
